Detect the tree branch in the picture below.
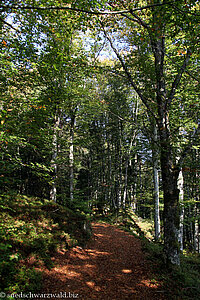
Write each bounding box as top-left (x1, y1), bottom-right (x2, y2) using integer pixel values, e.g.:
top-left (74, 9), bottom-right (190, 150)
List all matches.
top-left (128, 10), bottom-right (149, 29)
top-left (0, 5), bottom-right (129, 14)
top-left (167, 50), bottom-right (192, 107)
top-left (0, 1), bottom-right (173, 16)
top-left (100, 21), bottom-right (157, 121)
top-left (0, 17), bottom-right (18, 31)
top-left (120, 12), bottom-right (149, 29)
top-left (165, 51), bottom-right (200, 84)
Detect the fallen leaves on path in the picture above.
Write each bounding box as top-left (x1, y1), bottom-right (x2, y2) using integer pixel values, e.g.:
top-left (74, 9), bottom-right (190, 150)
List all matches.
top-left (37, 223), bottom-right (166, 299)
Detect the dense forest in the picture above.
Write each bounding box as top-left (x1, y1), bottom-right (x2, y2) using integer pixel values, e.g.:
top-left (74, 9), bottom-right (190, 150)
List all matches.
top-left (0, 0), bottom-right (200, 297)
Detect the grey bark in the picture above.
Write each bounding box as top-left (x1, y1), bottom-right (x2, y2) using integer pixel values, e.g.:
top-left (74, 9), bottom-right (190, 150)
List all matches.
top-left (69, 114), bottom-right (75, 202)
top-left (152, 123), bottom-right (160, 241)
top-left (194, 205), bottom-right (199, 253)
top-left (50, 113), bottom-right (60, 202)
top-left (178, 170), bottom-right (184, 252)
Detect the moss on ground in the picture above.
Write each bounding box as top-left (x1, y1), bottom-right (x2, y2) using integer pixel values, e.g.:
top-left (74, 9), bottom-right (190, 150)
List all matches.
top-left (0, 193), bottom-right (91, 296)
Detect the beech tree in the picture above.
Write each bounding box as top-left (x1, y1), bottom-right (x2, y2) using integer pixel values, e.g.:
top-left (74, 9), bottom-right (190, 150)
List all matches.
top-left (95, 0), bottom-right (199, 265)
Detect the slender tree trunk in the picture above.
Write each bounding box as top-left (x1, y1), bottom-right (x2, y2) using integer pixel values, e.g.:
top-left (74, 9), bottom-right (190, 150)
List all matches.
top-left (194, 205), bottom-right (199, 253)
top-left (87, 156), bottom-right (92, 207)
top-left (178, 170), bottom-right (184, 252)
top-left (118, 122), bottom-right (123, 209)
top-left (132, 151), bottom-right (138, 212)
top-left (108, 139), bottom-right (113, 208)
top-left (69, 113), bottom-right (75, 202)
top-left (128, 99), bottom-right (138, 210)
top-left (193, 153), bottom-right (200, 252)
top-left (152, 123), bottom-right (160, 241)
top-left (188, 204), bottom-right (193, 248)
top-left (123, 158), bottom-right (128, 207)
top-left (50, 113), bottom-right (60, 202)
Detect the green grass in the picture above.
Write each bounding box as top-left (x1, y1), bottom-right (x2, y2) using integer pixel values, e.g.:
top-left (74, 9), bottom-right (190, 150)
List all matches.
top-left (0, 192), bottom-right (91, 295)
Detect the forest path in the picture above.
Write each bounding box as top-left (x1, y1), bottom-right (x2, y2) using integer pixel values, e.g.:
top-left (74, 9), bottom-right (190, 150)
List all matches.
top-left (39, 223), bottom-right (166, 299)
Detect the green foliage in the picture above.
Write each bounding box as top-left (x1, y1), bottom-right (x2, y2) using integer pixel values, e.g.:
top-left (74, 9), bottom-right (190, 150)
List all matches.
top-left (0, 234), bottom-right (42, 295)
top-left (160, 253), bottom-right (200, 299)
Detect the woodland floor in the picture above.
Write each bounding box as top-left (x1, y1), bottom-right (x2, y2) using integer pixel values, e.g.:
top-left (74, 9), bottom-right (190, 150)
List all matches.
top-left (36, 223), bottom-right (168, 300)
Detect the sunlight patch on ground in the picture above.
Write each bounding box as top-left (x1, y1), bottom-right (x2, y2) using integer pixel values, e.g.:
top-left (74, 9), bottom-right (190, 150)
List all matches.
top-left (70, 253), bottom-right (88, 260)
top-left (84, 263), bottom-right (95, 268)
top-left (122, 269), bottom-right (132, 274)
top-left (86, 281), bottom-right (101, 291)
top-left (138, 279), bottom-right (160, 289)
top-left (95, 233), bottom-right (104, 237)
top-left (66, 270), bottom-right (81, 278)
top-left (76, 254), bottom-right (88, 260)
top-left (86, 249), bottom-right (110, 256)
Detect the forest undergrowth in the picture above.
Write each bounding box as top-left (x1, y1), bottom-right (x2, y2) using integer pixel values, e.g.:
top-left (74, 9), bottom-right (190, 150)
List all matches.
top-left (0, 193), bottom-right (90, 297)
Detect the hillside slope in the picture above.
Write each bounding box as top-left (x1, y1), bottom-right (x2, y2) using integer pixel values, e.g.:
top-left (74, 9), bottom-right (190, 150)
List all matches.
top-left (0, 193), bottom-right (90, 295)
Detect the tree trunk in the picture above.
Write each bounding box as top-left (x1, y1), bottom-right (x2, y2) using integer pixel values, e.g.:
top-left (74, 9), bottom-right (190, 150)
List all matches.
top-left (153, 26), bottom-right (180, 265)
top-left (194, 154), bottom-right (200, 253)
top-left (159, 135), bottom-right (180, 265)
top-left (132, 151), bottom-right (138, 212)
top-left (152, 123), bottom-right (160, 241)
top-left (118, 124), bottom-right (123, 209)
top-left (69, 114), bottom-right (75, 202)
top-left (123, 158), bottom-right (128, 208)
top-left (50, 112), bottom-right (60, 202)
top-left (178, 170), bottom-right (184, 252)
top-left (194, 205), bottom-right (199, 253)
top-left (103, 6), bottom-right (185, 265)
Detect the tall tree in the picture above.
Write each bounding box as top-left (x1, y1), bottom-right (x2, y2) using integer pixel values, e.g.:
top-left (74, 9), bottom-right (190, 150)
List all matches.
top-left (97, 0), bottom-right (200, 265)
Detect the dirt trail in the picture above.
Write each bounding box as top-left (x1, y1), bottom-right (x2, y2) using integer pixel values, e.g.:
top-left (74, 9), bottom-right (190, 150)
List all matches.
top-left (38, 223), bottom-right (166, 299)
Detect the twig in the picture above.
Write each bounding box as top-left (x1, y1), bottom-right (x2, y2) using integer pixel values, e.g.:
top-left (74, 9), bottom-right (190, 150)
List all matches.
top-left (0, 2), bottom-right (173, 15)
top-left (0, 17), bottom-right (19, 31)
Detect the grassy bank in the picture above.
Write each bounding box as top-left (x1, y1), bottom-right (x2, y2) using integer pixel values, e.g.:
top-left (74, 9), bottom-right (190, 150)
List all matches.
top-left (0, 193), bottom-right (91, 296)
